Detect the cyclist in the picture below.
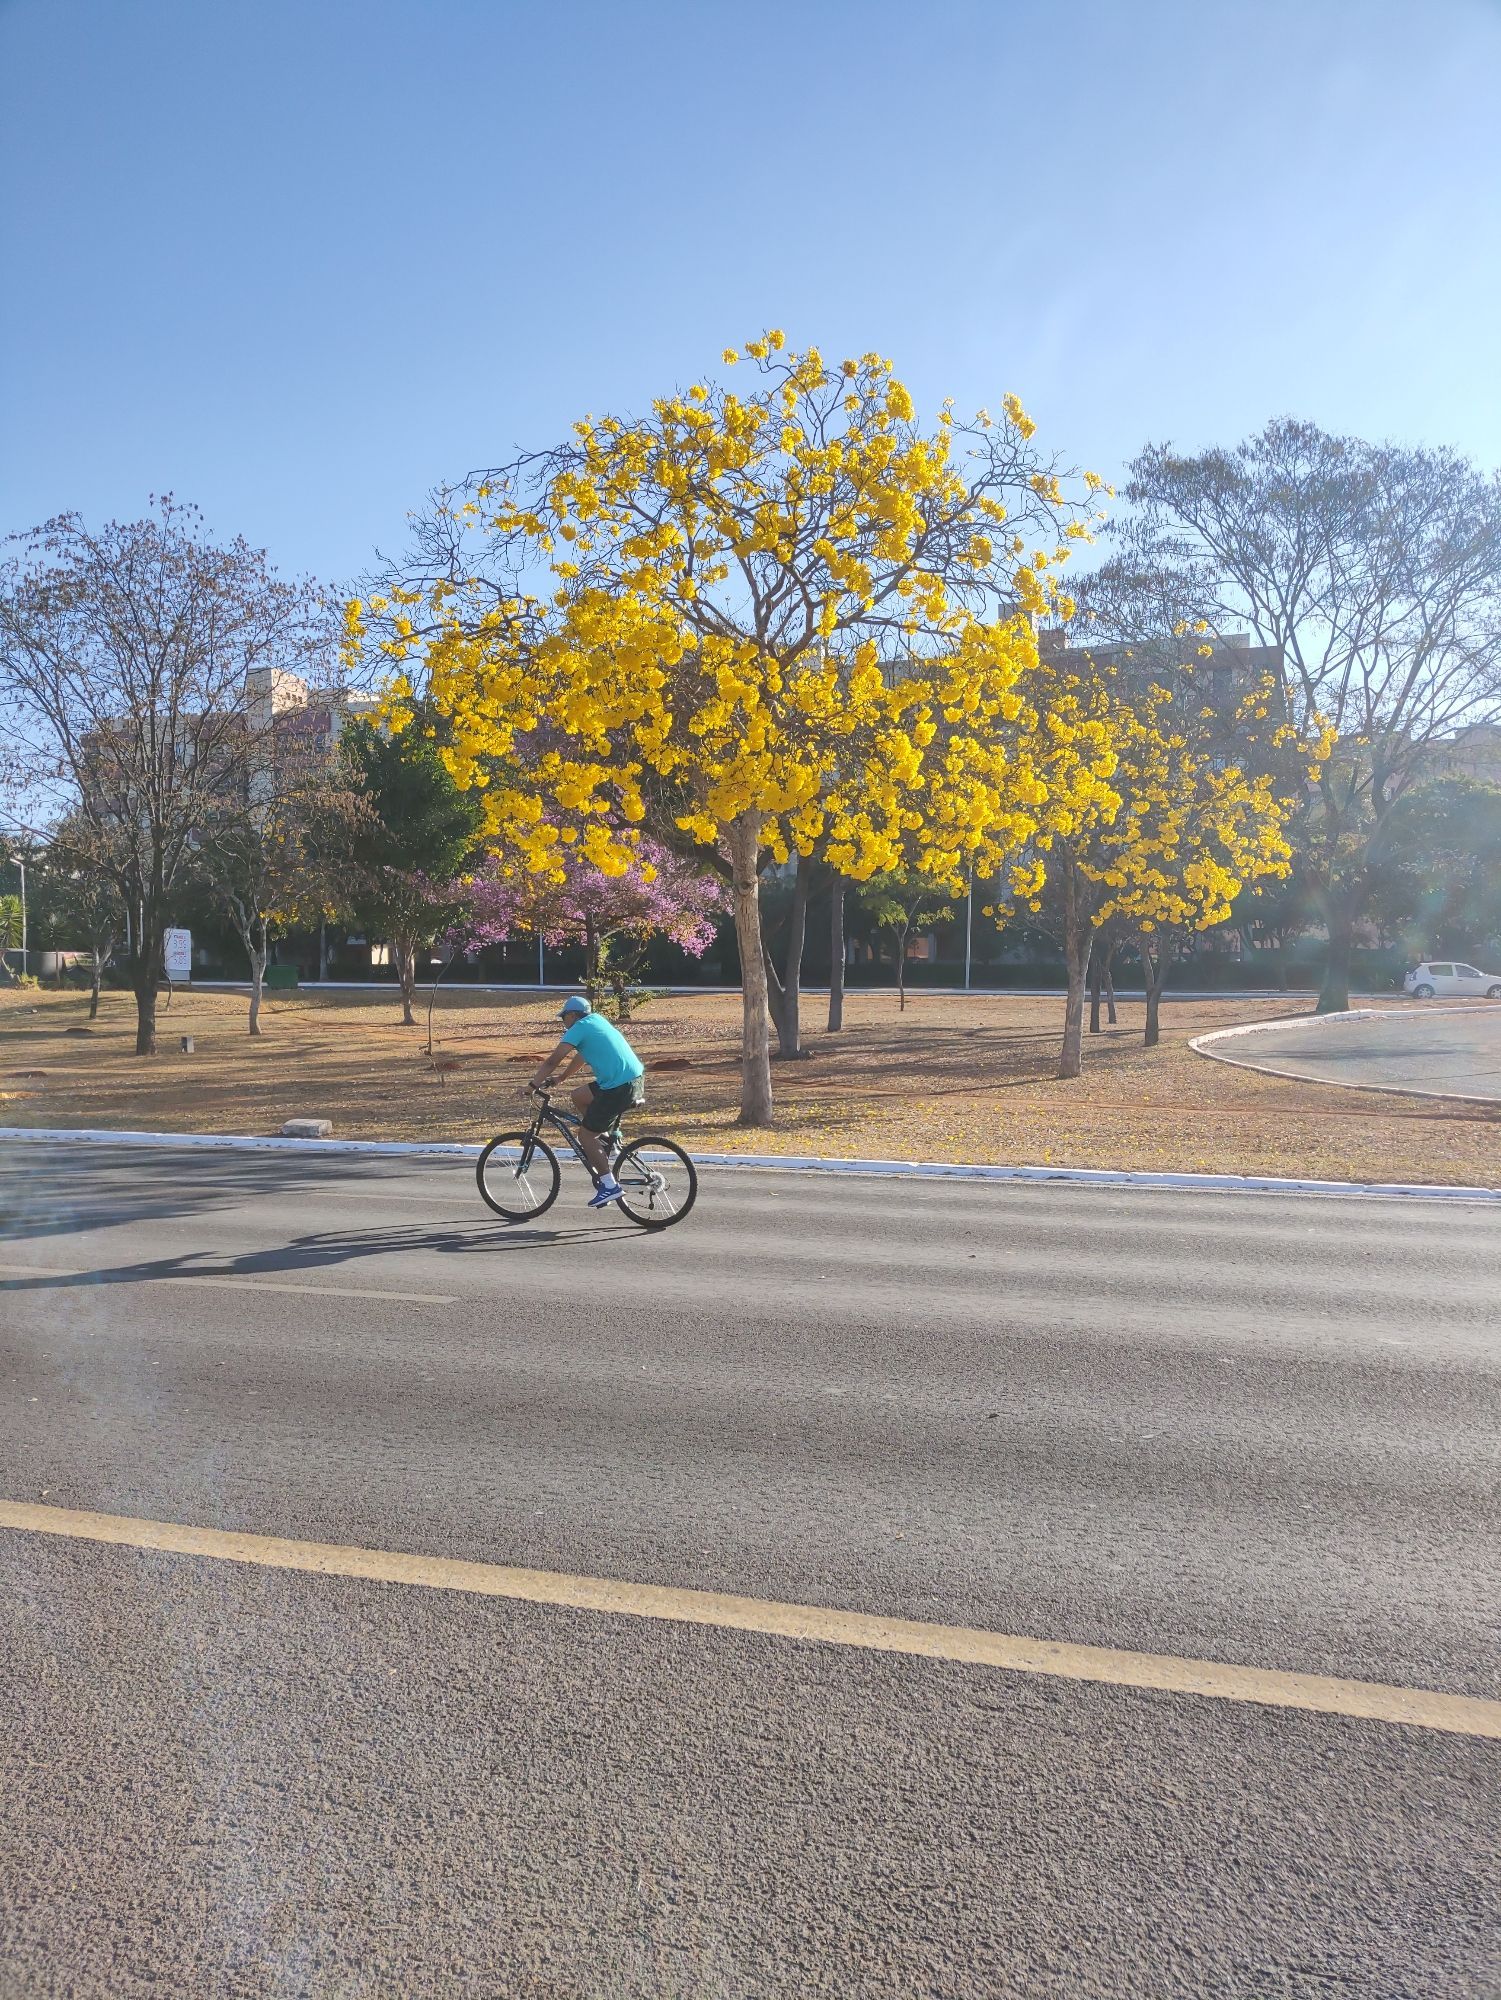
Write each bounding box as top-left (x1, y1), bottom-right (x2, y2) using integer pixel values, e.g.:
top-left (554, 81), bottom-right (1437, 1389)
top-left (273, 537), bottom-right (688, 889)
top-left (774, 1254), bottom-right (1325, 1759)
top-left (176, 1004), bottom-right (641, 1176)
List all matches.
top-left (529, 995), bottom-right (644, 1208)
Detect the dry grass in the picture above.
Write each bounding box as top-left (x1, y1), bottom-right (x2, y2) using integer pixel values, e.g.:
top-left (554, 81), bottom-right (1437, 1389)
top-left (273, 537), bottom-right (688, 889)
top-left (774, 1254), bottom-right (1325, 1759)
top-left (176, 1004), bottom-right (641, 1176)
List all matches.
top-left (3, 981), bottom-right (1497, 1187)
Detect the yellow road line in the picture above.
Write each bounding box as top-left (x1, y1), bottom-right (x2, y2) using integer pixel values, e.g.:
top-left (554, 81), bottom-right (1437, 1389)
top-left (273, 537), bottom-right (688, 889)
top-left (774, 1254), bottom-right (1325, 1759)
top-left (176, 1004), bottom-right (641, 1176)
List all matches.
top-left (2, 1500), bottom-right (1496, 1740)
top-left (0, 1262), bottom-right (453, 1305)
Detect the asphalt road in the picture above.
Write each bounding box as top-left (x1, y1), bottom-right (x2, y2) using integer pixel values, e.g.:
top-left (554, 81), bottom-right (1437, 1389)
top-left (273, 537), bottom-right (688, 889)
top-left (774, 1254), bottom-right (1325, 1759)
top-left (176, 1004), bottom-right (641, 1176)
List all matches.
top-left (1, 1143), bottom-right (1498, 1999)
top-left (1200, 1004), bottom-right (1501, 1103)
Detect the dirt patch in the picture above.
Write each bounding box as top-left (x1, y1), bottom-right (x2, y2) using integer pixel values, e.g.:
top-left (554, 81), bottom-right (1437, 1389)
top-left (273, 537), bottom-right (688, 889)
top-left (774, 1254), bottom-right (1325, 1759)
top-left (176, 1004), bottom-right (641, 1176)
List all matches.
top-left (1, 984), bottom-right (1496, 1186)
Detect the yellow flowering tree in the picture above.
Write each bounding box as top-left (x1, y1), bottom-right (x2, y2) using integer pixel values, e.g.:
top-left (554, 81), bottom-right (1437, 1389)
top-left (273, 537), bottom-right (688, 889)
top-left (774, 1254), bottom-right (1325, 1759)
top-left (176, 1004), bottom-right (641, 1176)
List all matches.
top-left (1087, 683), bottom-right (1307, 1051)
top-left (1005, 647), bottom-right (1319, 1074)
top-left (352, 333), bottom-right (1111, 1124)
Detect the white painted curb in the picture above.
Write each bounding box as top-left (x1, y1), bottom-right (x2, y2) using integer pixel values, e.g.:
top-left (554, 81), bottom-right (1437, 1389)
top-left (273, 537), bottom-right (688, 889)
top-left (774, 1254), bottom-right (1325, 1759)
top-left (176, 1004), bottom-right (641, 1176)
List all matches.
top-left (1191, 1005), bottom-right (1501, 1106)
top-left (0, 1125), bottom-right (1496, 1204)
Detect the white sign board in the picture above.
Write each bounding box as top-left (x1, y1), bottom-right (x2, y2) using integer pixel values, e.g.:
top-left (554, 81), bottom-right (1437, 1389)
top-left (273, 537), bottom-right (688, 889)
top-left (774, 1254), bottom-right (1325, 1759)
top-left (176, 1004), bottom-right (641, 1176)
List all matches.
top-left (164, 928), bottom-right (192, 981)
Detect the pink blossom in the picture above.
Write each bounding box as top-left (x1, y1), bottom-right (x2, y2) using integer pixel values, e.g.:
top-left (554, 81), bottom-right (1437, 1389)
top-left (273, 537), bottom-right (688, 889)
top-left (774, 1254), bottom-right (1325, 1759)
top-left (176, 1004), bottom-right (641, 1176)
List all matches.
top-left (518, 839), bottom-right (727, 958)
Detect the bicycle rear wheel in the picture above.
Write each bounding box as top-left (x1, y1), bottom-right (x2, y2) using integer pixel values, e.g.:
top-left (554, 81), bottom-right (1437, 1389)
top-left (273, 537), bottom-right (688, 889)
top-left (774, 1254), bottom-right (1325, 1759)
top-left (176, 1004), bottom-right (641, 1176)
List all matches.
top-left (476, 1132), bottom-right (562, 1222)
top-left (613, 1136), bottom-right (697, 1230)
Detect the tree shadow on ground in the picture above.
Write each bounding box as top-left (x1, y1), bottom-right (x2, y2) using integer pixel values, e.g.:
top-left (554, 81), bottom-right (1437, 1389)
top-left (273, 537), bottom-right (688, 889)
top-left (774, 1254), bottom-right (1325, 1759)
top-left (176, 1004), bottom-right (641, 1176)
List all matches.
top-left (0, 1213), bottom-right (648, 1294)
top-left (0, 1149), bottom-right (486, 1247)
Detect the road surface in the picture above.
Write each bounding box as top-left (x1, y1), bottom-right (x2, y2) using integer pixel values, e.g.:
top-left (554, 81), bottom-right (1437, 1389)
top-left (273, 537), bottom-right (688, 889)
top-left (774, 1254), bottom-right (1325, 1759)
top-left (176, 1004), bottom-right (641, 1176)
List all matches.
top-left (1197, 1004), bottom-right (1501, 1103)
top-left (1, 1142), bottom-right (1498, 1998)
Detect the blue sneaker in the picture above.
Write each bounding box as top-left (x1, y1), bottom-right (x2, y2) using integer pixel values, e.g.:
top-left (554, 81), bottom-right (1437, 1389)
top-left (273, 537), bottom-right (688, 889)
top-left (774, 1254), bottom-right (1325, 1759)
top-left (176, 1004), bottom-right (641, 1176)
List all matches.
top-left (588, 1176), bottom-right (622, 1209)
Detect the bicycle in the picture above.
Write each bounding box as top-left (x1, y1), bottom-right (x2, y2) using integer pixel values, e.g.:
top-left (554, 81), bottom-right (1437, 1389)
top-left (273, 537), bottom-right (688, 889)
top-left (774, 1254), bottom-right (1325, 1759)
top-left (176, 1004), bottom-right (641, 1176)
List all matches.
top-left (475, 1086), bottom-right (698, 1230)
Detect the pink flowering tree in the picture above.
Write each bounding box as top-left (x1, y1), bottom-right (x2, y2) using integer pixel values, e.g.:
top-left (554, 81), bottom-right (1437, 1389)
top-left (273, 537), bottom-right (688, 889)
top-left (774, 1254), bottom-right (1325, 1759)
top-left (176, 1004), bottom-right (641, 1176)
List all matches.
top-left (521, 840), bottom-right (728, 1019)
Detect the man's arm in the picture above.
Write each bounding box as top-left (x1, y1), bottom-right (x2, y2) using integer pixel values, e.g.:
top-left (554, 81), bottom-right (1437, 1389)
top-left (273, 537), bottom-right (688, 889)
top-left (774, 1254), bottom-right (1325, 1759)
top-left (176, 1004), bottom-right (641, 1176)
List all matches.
top-left (530, 1038), bottom-right (582, 1092)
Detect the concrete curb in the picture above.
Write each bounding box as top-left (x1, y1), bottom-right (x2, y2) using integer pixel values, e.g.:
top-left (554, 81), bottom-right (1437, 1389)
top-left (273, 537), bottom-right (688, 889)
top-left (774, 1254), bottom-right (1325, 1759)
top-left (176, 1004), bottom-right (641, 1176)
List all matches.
top-left (1191, 1006), bottom-right (1501, 1107)
top-left (0, 1124), bottom-right (1496, 1204)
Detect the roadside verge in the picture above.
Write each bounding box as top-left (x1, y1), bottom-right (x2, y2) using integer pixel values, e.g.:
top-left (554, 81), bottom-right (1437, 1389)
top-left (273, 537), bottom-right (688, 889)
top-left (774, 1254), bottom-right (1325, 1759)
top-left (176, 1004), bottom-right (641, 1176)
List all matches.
top-left (1, 1124), bottom-right (1496, 1204)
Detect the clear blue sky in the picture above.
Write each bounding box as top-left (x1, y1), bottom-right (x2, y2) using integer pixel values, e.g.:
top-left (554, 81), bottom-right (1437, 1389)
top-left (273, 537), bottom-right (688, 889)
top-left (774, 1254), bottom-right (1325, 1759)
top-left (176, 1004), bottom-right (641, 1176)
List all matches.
top-left (3, 0), bottom-right (1498, 593)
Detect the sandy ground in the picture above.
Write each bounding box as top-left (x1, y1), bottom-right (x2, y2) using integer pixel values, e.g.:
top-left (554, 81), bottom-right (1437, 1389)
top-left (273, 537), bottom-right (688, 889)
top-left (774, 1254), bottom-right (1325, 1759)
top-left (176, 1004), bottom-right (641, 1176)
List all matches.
top-left (2, 983), bottom-right (1497, 1187)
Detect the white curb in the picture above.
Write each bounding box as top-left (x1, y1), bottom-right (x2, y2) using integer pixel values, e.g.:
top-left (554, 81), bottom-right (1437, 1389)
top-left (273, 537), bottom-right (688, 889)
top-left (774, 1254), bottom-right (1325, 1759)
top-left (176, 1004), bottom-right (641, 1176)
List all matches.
top-left (0, 1125), bottom-right (1496, 1203)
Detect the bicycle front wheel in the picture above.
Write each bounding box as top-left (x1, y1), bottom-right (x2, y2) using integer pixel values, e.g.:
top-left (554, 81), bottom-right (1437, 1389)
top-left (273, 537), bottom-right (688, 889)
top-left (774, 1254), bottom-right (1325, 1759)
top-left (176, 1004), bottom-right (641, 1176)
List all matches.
top-left (476, 1132), bottom-right (561, 1222)
top-left (613, 1136), bottom-right (698, 1230)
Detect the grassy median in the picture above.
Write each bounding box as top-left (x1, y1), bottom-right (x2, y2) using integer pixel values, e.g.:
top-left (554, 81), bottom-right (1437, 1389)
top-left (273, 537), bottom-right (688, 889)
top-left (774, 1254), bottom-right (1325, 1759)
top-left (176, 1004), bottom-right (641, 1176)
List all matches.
top-left (2, 982), bottom-right (1497, 1187)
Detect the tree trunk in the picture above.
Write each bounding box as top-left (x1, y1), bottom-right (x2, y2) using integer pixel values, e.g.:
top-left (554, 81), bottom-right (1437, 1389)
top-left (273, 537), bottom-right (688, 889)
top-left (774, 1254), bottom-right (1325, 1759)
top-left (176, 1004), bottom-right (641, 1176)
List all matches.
top-left (237, 911), bottom-right (268, 1036)
top-left (607, 938), bottom-right (643, 1022)
top-left (727, 811), bottom-right (773, 1125)
top-left (1056, 864), bottom-right (1092, 1081)
top-left (1088, 957), bottom-right (1103, 1035)
top-left (248, 948), bottom-right (266, 1037)
top-left (896, 923), bottom-right (909, 1011)
top-left (1144, 977), bottom-right (1164, 1048)
top-left (1104, 948), bottom-right (1118, 1026)
top-left (128, 909), bottom-right (162, 1055)
top-left (765, 854), bottom-right (810, 1057)
top-left (827, 873), bottom-right (845, 1032)
top-left (1141, 933), bottom-right (1168, 1048)
top-left (1317, 905), bottom-right (1354, 1014)
top-left (1058, 933), bottom-right (1092, 1078)
top-left (763, 942), bottom-right (787, 1051)
top-left (394, 941), bottom-right (418, 1026)
top-left (584, 915), bottom-right (600, 1004)
top-left (88, 936), bottom-right (109, 1020)
top-left (134, 978), bottom-right (159, 1056)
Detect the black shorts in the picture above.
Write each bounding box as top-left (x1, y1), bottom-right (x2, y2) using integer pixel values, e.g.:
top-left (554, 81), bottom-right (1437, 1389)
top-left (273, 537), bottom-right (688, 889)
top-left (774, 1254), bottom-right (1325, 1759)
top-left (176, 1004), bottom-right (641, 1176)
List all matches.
top-left (583, 1080), bottom-right (638, 1133)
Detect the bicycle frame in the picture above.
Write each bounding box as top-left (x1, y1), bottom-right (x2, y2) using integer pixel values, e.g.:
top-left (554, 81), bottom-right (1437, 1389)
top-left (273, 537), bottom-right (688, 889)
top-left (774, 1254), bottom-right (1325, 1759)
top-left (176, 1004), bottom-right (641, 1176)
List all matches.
top-left (524, 1090), bottom-right (620, 1179)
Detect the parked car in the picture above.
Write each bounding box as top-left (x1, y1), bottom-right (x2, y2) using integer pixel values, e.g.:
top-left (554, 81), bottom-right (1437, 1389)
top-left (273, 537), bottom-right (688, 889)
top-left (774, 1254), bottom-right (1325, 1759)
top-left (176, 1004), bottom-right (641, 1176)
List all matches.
top-left (1403, 960), bottom-right (1501, 999)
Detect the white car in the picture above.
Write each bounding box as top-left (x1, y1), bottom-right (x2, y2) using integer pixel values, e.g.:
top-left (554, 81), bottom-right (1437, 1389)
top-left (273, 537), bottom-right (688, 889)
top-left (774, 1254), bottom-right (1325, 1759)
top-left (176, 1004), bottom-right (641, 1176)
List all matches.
top-left (1404, 960), bottom-right (1501, 999)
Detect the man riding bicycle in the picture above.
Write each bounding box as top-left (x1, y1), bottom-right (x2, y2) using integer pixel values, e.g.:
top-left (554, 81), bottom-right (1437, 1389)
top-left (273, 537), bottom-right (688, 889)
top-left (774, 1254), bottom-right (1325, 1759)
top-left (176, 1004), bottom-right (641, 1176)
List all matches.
top-left (529, 995), bottom-right (644, 1208)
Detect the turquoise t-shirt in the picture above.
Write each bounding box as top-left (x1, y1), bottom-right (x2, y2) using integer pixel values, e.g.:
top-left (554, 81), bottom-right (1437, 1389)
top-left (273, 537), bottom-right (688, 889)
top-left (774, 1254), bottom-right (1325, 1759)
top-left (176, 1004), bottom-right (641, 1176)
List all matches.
top-left (562, 1012), bottom-right (644, 1091)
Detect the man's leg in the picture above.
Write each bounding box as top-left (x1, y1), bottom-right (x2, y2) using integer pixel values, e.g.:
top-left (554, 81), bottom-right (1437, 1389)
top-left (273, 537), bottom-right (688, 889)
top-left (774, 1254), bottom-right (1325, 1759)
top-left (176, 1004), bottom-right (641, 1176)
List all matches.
top-left (572, 1084), bottom-right (613, 1180)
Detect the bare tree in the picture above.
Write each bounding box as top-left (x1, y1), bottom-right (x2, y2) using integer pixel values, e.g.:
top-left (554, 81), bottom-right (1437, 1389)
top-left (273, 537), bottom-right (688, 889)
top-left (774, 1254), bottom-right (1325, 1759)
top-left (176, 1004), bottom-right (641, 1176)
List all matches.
top-left (191, 699), bottom-right (355, 1035)
top-left (194, 788), bottom-right (335, 1036)
top-left (0, 502), bottom-right (332, 1052)
top-left (40, 820), bottom-right (127, 1018)
top-left (1120, 421), bottom-right (1501, 1010)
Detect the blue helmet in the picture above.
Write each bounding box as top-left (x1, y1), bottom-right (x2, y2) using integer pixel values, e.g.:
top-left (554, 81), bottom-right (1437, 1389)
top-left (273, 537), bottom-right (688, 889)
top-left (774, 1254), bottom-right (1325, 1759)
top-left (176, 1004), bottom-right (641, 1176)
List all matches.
top-left (558, 994), bottom-right (591, 1020)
